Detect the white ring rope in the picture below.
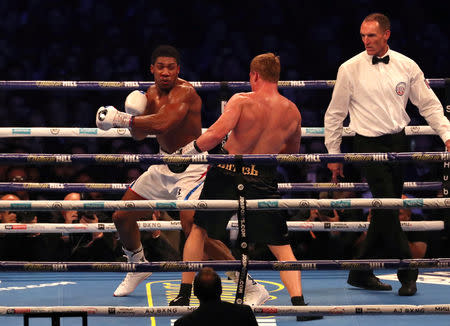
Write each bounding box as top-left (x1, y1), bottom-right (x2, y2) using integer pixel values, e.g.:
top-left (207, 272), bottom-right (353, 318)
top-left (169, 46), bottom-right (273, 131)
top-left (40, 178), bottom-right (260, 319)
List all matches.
top-left (0, 126), bottom-right (437, 138)
top-left (0, 220), bottom-right (443, 234)
top-left (1, 198), bottom-right (449, 211)
top-left (0, 304), bottom-right (449, 316)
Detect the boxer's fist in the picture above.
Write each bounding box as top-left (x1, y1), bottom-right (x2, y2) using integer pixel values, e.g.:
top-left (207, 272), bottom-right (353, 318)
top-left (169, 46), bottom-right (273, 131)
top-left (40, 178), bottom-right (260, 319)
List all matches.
top-left (125, 90), bottom-right (147, 116)
top-left (167, 140), bottom-right (203, 173)
top-left (209, 135), bottom-right (229, 154)
top-left (181, 140), bottom-right (203, 155)
top-left (96, 106), bottom-right (132, 130)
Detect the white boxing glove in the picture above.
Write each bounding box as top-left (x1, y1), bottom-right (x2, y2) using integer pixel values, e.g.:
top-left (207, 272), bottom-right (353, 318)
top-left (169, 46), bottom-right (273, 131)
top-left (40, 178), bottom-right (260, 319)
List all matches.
top-left (125, 90), bottom-right (147, 116)
top-left (180, 140), bottom-right (203, 154)
top-left (96, 106), bottom-right (132, 131)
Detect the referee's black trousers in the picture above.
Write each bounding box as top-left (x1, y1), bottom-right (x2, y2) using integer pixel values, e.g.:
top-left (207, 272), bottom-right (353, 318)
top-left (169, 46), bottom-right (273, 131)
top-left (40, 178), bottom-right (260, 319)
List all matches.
top-left (352, 130), bottom-right (418, 283)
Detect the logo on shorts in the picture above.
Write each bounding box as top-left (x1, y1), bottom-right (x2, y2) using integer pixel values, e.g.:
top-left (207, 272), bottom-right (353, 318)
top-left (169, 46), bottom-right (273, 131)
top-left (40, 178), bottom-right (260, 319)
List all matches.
top-left (396, 82), bottom-right (406, 96)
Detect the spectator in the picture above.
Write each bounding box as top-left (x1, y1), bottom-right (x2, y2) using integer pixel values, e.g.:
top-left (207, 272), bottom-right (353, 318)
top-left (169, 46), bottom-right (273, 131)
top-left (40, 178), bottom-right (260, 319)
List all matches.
top-left (174, 267), bottom-right (258, 326)
top-left (5, 166), bottom-right (30, 200)
top-left (55, 192), bottom-right (118, 261)
top-left (0, 193), bottom-right (19, 223)
top-left (0, 193), bottom-right (52, 260)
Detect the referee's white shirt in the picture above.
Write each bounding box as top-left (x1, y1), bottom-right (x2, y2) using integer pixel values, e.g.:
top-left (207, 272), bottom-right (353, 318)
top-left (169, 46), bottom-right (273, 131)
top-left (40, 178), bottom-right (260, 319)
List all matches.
top-left (324, 48), bottom-right (450, 154)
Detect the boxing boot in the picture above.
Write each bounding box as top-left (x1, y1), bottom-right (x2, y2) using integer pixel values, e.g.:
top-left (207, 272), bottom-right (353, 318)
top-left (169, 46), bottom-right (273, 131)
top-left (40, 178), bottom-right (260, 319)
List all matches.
top-left (113, 245), bottom-right (152, 297)
top-left (225, 271), bottom-right (270, 306)
top-left (291, 296), bottom-right (323, 322)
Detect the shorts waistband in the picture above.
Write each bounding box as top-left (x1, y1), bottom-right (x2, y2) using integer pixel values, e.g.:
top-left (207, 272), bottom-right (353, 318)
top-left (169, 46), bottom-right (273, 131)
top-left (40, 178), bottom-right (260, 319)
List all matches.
top-left (216, 164), bottom-right (275, 177)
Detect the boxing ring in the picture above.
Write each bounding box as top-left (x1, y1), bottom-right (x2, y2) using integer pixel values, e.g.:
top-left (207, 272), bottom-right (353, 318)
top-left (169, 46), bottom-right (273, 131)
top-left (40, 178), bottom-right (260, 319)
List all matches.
top-left (0, 79), bottom-right (450, 325)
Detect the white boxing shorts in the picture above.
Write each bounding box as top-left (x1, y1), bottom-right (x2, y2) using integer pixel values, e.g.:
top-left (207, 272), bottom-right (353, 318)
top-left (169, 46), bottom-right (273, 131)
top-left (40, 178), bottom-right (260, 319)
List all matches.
top-left (129, 161), bottom-right (208, 201)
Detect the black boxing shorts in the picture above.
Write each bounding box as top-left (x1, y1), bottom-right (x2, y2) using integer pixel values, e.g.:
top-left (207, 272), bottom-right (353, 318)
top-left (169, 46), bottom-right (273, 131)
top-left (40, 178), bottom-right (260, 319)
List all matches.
top-left (193, 164), bottom-right (289, 245)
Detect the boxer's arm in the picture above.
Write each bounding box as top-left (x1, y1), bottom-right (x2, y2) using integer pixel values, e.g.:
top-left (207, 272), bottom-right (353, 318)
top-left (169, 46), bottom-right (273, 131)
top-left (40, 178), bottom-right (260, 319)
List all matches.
top-left (131, 87), bottom-right (195, 135)
top-left (132, 102), bottom-right (189, 134)
top-left (195, 94), bottom-right (243, 151)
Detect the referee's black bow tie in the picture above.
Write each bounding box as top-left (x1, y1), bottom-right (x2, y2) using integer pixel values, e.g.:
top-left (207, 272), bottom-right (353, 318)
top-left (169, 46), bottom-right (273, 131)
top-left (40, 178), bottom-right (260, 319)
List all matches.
top-left (372, 55), bottom-right (390, 64)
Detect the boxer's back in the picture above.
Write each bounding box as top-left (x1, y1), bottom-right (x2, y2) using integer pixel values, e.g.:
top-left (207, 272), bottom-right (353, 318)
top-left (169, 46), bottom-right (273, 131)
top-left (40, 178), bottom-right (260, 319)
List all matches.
top-left (225, 91), bottom-right (301, 155)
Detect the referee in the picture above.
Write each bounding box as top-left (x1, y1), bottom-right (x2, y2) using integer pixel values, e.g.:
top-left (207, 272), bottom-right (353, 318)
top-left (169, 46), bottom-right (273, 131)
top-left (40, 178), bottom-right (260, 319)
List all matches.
top-left (324, 13), bottom-right (450, 296)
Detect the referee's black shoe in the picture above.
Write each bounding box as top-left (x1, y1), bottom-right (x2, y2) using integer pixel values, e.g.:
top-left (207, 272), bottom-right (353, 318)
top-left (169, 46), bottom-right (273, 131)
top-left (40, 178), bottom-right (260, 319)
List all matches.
top-left (398, 281), bottom-right (417, 296)
top-left (347, 271), bottom-right (392, 291)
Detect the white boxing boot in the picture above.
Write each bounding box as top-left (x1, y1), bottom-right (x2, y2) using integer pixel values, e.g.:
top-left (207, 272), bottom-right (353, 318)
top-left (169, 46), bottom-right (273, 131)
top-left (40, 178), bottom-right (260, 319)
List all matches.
top-left (113, 245), bottom-right (152, 297)
top-left (226, 271), bottom-right (270, 306)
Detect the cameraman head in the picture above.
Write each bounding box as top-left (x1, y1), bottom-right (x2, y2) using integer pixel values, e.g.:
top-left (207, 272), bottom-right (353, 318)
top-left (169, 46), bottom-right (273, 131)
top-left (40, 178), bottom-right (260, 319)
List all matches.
top-left (0, 194), bottom-right (20, 223)
top-left (62, 192), bottom-right (98, 224)
top-left (62, 192), bottom-right (80, 224)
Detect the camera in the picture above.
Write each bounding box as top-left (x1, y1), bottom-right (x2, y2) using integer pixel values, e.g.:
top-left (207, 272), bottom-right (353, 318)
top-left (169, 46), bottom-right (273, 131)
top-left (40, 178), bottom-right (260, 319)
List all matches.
top-left (77, 211), bottom-right (96, 221)
top-left (14, 211), bottom-right (36, 223)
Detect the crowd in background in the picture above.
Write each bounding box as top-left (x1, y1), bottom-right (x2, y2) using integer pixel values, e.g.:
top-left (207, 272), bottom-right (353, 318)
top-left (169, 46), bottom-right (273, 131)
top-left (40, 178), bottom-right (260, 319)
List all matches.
top-left (0, 1), bottom-right (448, 261)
